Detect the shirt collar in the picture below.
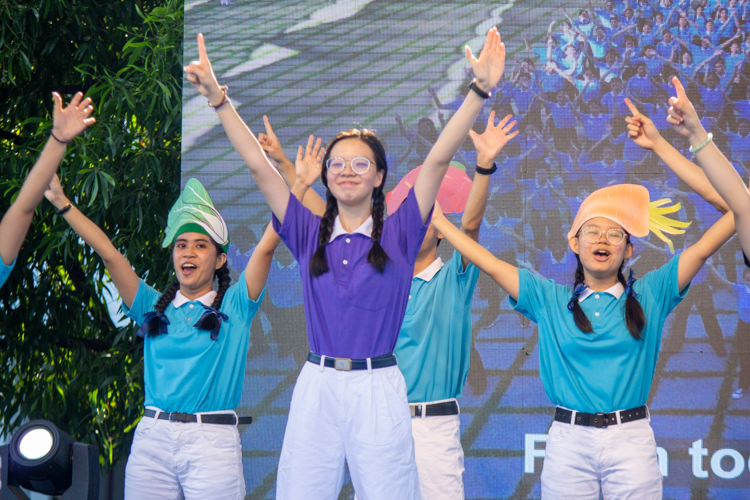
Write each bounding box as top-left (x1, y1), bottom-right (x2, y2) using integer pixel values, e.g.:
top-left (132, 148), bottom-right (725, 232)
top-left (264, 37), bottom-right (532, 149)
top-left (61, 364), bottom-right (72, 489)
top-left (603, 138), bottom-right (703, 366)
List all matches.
top-left (328, 215), bottom-right (373, 243)
top-left (413, 257), bottom-right (444, 282)
top-left (579, 282), bottom-right (624, 302)
top-left (173, 289), bottom-right (217, 308)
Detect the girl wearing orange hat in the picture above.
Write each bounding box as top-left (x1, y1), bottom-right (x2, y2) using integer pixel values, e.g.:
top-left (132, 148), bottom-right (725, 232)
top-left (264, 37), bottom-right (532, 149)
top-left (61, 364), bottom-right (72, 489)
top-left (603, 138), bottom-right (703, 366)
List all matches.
top-left (429, 182), bottom-right (735, 498)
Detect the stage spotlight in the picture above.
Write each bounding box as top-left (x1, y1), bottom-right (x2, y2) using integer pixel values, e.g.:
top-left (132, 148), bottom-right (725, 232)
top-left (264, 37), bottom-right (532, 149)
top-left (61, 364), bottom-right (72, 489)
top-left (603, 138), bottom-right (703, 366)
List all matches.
top-left (0, 420), bottom-right (99, 500)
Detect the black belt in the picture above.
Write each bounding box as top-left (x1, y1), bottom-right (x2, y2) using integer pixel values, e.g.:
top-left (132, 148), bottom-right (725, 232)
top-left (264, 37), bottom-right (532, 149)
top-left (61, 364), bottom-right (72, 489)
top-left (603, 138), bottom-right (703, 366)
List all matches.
top-left (410, 400), bottom-right (459, 417)
top-left (143, 409), bottom-right (252, 425)
top-left (554, 405), bottom-right (647, 428)
top-left (306, 352), bottom-right (397, 371)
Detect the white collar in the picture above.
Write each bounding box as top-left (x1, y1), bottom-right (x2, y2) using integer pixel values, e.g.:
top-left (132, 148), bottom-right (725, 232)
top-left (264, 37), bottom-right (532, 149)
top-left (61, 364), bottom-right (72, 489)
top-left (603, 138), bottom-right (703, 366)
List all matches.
top-left (413, 257), bottom-right (445, 282)
top-left (328, 215), bottom-right (373, 243)
top-left (173, 289), bottom-right (217, 308)
top-left (579, 282), bottom-right (624, 302)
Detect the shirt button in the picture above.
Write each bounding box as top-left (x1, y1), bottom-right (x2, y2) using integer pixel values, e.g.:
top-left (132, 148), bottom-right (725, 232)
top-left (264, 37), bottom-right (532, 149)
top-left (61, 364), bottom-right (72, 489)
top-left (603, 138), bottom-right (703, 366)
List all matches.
top-left (409, 295), bottom-right (412, 300)
top-left (595, 312), bottom-right (600, 317)
top-left (595, 294), bottom-right (600, 299)
top-left (187, 317), bottom-right (191, 322)
top-left (346, 238), bottom-right (351, 243)
top-left (343, 260), bottom-right (348, 265)
top-left (189, 304), bottom-right (194, 308)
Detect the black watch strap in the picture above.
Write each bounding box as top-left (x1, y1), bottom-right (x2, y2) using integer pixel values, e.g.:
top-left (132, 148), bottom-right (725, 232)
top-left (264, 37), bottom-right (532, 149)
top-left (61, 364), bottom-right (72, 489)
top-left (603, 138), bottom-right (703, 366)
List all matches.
top-left (475, 162), bottom-right (497, 175)
top-left (469, 79), bottom-right (491, 99)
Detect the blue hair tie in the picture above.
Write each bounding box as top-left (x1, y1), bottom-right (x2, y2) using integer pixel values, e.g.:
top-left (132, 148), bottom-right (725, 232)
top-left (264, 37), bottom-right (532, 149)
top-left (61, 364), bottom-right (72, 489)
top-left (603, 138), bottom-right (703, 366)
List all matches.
top-left (138, 311), bottom-right (170, 337)
top-left (567, 283), bottom-right (589, 312)
top-left (624, 269), bottom-right (637, 298)
top-left (194, 305), bottom-right (229, 341)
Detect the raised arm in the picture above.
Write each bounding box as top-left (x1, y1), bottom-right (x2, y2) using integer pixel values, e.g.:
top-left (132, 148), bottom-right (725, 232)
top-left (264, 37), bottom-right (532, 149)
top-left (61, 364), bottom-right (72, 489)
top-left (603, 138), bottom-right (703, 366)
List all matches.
top-left (44, 175), bottom-right (139, 307)
top-left (184, 34), bottom-right (290, 222)
top-left (0, 92), bottom-right (95, 266)
top-left (667, 76), bottom-right (750, 256)
top-left (245, 223), bottom-right (281, 301)
top-left (431, 203), bottom-right (519, 300)
top-left (623, 97), bottom-right (729, 212)
top-left (677, 211), bottom-right (736, 291)
top-left (413, 27), bottom-right (506, 222)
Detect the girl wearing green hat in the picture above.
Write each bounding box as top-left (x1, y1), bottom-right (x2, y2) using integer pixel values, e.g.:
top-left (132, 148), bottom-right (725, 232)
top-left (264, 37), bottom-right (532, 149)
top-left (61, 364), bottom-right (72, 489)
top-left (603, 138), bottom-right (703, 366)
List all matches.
top-left (44, 175), bottom-right (279, 499)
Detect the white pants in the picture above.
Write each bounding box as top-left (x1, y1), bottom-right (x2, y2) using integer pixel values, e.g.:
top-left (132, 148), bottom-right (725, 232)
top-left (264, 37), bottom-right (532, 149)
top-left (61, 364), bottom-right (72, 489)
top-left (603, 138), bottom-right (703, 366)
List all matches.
top-left (412, 408), bottom-right (465, 500)
top-left (541, 417), bottom-right (662, 499)
top-left (276, 361), bottom-right (419, 500)
top-left (124, 408), bottom-right (245, 500)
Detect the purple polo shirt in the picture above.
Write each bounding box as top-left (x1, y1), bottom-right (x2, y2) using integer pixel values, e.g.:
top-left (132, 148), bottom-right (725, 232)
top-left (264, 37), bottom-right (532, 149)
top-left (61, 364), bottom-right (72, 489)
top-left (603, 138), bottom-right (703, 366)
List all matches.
top-left (272, 188), bottom-right (429, 359)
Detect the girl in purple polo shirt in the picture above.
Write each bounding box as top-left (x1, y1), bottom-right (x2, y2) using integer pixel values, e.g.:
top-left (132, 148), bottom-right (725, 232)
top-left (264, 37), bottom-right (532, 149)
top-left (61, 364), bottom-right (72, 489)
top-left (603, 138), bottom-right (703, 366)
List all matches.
top-left (184, 28), bottom-right (507, 499)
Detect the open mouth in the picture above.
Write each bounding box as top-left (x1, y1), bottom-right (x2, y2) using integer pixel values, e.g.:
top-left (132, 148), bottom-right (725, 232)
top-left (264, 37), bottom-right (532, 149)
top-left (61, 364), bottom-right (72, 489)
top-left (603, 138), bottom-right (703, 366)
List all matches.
top-left (593, 249), bottom-right (611, 261)
top-left (181, 263), bottom-right (197, 275)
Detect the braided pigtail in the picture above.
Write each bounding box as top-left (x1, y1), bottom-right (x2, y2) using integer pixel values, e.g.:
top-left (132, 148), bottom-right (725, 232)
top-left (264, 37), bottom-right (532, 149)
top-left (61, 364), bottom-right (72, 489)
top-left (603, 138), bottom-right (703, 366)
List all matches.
top-left (195, 261), bottom-right (232, 334)
top-left (569, 256), bottom-right (594, 334)
top-left (144, 280), bottom-right (180, 337)
top-left (367, 187), bottom-right (391, 273)
top-left (310, 189), bottom-right (338, 277)
top-left (618, 264), bottom-right (645, 340)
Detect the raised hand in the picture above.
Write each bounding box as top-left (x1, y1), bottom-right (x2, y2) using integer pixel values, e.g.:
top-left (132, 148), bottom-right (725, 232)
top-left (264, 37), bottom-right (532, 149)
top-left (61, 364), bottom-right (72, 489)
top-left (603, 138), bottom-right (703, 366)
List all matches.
top-left (183, 33), bottom-right (224, 105)
top-left (666, 76), bottom-right (707, 143)
top-left (44, 174), bottom-right (70, 210)
top-left (465, 27), bottom-right (506, 93)
top-left (52, 92), bottom-right (96, 143)
top-left (624, 98), bottom-right (663, 150)
top-left (257, 115), bottom-right (288, 167)
top-left (468, 111), bottom-right (518, 166)
top-left (295, 135), bottom-right (325, 188)
top-left (430, 200), bottom-right (446, 227)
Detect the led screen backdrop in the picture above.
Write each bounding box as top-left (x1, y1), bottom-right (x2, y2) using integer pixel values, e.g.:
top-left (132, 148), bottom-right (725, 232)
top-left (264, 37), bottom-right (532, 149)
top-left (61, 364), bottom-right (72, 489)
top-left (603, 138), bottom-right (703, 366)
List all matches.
top-left (181, 0), bottom-right (750, 498)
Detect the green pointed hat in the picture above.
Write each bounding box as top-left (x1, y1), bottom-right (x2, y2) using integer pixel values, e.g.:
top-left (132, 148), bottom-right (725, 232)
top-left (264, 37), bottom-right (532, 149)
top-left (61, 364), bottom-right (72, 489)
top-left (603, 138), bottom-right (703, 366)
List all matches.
top-left (162, 178), bottom-right (230, 252)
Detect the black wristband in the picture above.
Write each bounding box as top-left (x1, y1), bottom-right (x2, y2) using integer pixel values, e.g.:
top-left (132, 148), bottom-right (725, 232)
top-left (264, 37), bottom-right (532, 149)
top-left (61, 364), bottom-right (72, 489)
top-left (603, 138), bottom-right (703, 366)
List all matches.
top-left (50, 130), bottom-right (70, 145)
top-left (469, 78), bottom-right (491, 99)
top-left (475, 162), bottom-right (497, 175)
top-left (55, 203), bottom-right (73, 216)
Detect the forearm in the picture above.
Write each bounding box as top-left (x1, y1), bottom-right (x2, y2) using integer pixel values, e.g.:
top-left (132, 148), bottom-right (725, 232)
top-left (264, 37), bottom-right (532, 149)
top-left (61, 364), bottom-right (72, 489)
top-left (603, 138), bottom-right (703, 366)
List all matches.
top-left (245, 223), bottom-right (281, 301)
top-left (0, 139), bottom-right (67, 264)
top-left (277, 155), bottom-right (326, 215)
top-left (690, 132), bottom-right (750, 215)
top-left (414, 92), bottom-right (486, 220)
top-left (651, 137), bottom-right (730, 212)
top-left (433, 214), bottom-right (519, 299)
top-left (461, 171), bottom-right (491, 236)
top-left (678, 211), bottom-right (736, 290)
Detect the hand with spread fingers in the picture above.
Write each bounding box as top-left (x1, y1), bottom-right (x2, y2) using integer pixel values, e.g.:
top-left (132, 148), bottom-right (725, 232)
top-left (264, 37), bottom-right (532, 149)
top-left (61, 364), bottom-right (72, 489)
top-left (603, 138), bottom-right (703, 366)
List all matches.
top-left (295, 135), bottom-right (325, 188)
top-left (666, 76), bottom-right (708, 144)
top-left (52, 91), bottom-right (96, 143)
top-left (183, 33), bottom-right (225, 105)
top-left (624, 98), bottom-right (663, 151)
top-left (466, 26), bottom-right (506, 94)
top-left (468, 110), bottom-right (518, 167)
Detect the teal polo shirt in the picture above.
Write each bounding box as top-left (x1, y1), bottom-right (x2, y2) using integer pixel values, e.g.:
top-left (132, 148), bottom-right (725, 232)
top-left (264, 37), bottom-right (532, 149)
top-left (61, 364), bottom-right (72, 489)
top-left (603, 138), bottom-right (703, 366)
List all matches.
top-left (0, 257), bottom-right (15, 288)
top-left (394, 249), bottom-right (479, 403)
top-left (510, 255), bottom-right (688, 414)
top-left (124, 270), bottom-right (265, 413)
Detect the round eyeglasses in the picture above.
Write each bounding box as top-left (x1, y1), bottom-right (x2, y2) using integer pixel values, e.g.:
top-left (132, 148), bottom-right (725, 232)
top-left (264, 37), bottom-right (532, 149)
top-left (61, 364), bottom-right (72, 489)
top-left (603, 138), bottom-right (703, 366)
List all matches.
top-left (325, 157), bottom-right (372, 175)
top-left (579, 226), bottom-right (627, 246)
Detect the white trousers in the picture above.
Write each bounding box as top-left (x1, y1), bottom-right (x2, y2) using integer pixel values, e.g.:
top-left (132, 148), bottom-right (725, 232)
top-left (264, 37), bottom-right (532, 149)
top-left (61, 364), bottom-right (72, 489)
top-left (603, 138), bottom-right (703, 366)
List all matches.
top-left (124, 408), bottom-right (245, 500)
top-left (541, 418), bottom-right (662, 500)
top-left (412, 409), bottom-right (465, 500)
top-left (276, 361), bottom-right (419, 500)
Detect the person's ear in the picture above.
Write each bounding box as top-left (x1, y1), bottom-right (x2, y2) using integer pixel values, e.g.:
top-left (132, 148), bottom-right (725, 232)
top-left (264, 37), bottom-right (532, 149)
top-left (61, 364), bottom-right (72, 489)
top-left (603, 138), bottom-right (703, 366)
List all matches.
top-left (569, 236), bottom-right (580, 255)
top-left (216, 252), bottom-right (227, 270)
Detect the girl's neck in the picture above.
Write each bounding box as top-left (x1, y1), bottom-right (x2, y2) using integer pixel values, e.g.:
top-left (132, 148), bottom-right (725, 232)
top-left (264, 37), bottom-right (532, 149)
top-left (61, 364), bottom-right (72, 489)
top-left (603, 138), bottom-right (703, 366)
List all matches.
top-left (336, 200), bottom-right (373, 233)
top-left (180, 283), bottom-right (215, 301)
top-left (582, 272), bottom-right (620, 292)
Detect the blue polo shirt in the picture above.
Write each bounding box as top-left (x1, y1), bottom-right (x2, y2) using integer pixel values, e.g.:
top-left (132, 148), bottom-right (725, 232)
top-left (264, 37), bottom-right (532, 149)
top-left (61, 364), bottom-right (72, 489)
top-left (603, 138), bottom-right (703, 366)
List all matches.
top-left (124, 271), bottom-right (264, 413)
top-left (395, 250), bottom-right (479, 403)
top-left (273, 187), bottom-right (429, 359)
top-left (510, 255), bottom-right (688, 413)
top-left (0, 257), bottom-right (14, 288)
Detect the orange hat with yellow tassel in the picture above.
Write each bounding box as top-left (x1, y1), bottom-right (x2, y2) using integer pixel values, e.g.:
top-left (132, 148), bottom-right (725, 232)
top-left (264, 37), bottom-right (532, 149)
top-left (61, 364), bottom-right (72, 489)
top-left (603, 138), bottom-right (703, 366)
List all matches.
top-left (567, 184), bottom-right (692, 253)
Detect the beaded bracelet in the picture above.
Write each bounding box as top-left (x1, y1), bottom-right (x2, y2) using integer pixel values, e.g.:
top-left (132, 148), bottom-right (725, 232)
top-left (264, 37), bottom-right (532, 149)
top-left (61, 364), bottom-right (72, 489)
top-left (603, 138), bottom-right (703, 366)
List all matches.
top-left (208, 85), bottom-right (230, 109)
top-left (688, 132), bottom-right (713, 154)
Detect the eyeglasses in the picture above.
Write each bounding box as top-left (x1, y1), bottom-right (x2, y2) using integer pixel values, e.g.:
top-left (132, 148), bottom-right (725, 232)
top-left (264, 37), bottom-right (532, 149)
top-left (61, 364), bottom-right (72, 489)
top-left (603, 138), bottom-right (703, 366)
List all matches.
top-left (325, 157), bottom-right (372, 175)
top-left (579, 226), bottom-right (627, 246)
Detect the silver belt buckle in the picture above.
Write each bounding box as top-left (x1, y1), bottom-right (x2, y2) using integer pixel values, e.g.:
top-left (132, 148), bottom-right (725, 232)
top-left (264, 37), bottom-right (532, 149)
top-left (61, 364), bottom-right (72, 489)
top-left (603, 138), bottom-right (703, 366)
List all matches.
top-left (334, 358), bottom-right (352, 371)
top-left (409, 404), bottom-right (422, 417)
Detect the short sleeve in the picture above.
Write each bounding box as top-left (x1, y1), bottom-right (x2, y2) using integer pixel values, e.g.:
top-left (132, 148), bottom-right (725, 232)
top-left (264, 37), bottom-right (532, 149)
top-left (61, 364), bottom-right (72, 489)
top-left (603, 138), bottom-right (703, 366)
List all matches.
top-left (0, 256), bottom-right (16, 288)
top-left (386, 187), bottom-right (431, 264)
top-left (271, 192), bottom-right (321, 262)
top-left (509, 269), bottom-right (550, 324)
top-left (122, 279), bottom-right (162, 325)
top-left (447, 249), bottom-right (480, 304)
top-left (637, 254), bottom-right (689, 316)
top-left (221, 270), bottom-right (265, 327)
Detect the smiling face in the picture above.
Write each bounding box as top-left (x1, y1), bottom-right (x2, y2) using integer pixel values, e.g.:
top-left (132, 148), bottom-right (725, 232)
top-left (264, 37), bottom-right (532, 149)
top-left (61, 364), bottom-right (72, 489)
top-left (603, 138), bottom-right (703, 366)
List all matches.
top-left (324, 137), bottom-right (385, 210)
top-left (173, 232), bottom-right (226, 296)
top-left (569, 217), bottom-right (634, 282)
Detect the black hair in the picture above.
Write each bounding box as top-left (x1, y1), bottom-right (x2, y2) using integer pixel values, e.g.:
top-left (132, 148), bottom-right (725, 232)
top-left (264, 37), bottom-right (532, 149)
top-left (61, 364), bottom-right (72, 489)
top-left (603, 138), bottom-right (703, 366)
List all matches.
top-left (570, 238), bottom-right (646, 340)
top-left (310, 129), bottom-right (390, 277)
top-left (146, 240), bottom-right (231, 336)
